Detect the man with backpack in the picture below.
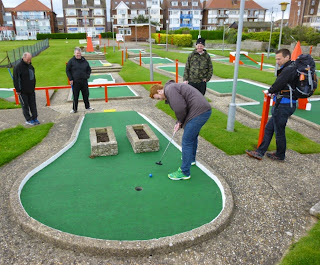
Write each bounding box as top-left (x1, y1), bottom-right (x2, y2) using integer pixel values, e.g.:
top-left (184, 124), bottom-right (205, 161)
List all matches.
top-left (246, 49), bottom-right (298, 161)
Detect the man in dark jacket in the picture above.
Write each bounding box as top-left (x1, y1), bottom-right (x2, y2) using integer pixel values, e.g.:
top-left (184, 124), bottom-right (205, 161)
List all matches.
top-left (150, 80), bottom-right (212, 180)
top-left (246, 49), bottom-right (298, 161)
top-left (183, 38), bottom-right (213, 95)
top-left (13, 52), bottom-right (39, 125)
top-left (66, 47), bottom-right (93, 113)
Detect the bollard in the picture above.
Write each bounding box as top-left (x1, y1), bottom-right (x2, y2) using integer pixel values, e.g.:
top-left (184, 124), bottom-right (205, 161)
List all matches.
top-left (175, 59), bottom-right (178, 83)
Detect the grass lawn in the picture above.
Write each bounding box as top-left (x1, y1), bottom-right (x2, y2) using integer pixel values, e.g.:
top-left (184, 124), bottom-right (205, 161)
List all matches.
top-left (0, 39), bottom-right (80, 88)
top-left (0, 123), bottom-right (53, 167)
top-left (0, 98), bottom-right (20, 109)
top-left (279, 220), bottom-right (320, 265)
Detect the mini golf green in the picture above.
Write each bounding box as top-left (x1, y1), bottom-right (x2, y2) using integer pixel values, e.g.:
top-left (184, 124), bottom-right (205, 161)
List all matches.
top-left (76, 85), bottom-right (136, 99)
top-left (88, 73), bottom-right (115, 83)
top-left (138, 57), bottom-right (173, 64)
top-left (158, 66), bottom-right (185, 77)
top-left (20, 111), bottom-right (224, 240)
top-left (128, 49), bottom-right (145, 54)
top-left (0, 89), bottom-right (14, 98)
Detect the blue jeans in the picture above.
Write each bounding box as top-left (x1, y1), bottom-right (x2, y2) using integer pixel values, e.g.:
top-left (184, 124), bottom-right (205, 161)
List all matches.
top-left (257, 103), bottom-right (296, 159)
top-left (181, 110), bottom-right (212, 176)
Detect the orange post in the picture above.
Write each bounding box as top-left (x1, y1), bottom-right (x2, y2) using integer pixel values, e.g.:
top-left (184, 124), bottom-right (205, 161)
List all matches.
top-left (310, 46), bottom-right (313, 54)
top-left (139, 51), bottom-right (142, 66)
top-left (118, 41), bottom-right (120, 50)
top-left (158, 33), bottom-right (160, 44)
top-left (86, 36), bottom-right (94, 52)
top-left (257, 91), bottom-right (271, 147)
top-left (122, 50), bottom-right (124, 66)
top-left (175, 59), bottom-right (179, 83)
top-left (104, 44), bottom-right (106, 54)
top-left (98, 34), bottom-right (101, 46)
top-left (13, 89), bottom-right (19, 105)
top-left (104, 85), bottom-right (108, 102)
top-left (45, 88), bottom-right (50, 106)
top-left (260, 53), bottom-right (264, 71)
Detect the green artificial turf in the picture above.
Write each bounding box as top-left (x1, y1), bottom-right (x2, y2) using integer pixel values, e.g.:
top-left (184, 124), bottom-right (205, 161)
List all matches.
top-left (77, 85), bottom-right (136, 99)
top-left (280, 220), bottom-right (320, 265)
top-left (20, 111), bottom-right (223, 240)
top-left (0, 123), bottom-right (53, 167)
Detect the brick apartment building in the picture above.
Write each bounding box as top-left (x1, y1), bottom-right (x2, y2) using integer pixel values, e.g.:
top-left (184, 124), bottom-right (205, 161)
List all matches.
top-left (289, 0), bottom-right (320, 30)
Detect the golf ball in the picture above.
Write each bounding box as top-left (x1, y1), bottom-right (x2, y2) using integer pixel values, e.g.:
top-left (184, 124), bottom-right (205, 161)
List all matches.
top-left (149, 173), bottom-right (152, 177)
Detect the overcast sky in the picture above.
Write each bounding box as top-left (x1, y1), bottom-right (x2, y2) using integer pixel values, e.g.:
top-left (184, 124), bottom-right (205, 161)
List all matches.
top-left (2, 0), bottom-right (291, 21)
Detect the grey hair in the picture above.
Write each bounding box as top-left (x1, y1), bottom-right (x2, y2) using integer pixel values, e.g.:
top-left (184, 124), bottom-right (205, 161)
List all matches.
top-left (23, 52), bottom-right (31, 58)
top-left (74, 47), bottom-right (81, 53)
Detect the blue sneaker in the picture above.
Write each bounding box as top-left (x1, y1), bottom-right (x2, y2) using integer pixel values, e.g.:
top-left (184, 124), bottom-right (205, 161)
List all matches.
top-left (168, 168), bottom-right (190, 180)
top-left (33, 119), bottom-right (40, 125)
top-left (25, 120), bottom-right (35, 125)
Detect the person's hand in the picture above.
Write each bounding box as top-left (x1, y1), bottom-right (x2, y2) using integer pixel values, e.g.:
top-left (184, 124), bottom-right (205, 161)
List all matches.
top-left (70, 80), bottom-right (74, 86)
top-left (264, 90), bottom-right (272, 97)
top-left (17, 92), bottom-right (21, 95)
top-left (183, 81), bottom-right (188, 84)
top-left (203, 79), bottom-right (206, 82)
top-left (174, 122), bottom-right (181, 132)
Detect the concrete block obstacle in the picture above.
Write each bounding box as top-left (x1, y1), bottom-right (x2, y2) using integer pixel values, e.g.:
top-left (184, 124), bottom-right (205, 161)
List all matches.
top-left (90, 127), bottom-right (118, 156)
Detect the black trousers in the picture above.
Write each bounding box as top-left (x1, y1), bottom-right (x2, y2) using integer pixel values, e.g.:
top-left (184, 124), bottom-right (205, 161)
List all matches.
top-left (20, 92), bottom-right (37, 121)
top-left (188, 81), bottom-right (207, 95)
top-left (72, 79), bottom-right (90, 111)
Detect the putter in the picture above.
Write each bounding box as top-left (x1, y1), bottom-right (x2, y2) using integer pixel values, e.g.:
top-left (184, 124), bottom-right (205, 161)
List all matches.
top-left (18, 94), bottom-right (24, 106)
top-left (156, 130), bottom-right (176, 165)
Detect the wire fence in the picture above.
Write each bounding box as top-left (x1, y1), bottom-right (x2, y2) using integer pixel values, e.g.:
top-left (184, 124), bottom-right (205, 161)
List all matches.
top-left (0, 38), bottom-right (49, 68)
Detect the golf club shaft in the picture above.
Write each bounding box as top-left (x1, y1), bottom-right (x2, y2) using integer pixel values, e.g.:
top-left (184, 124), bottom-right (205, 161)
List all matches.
top-left (18, 94), bottom-right (24, 106)
top-left (159, 131), bottom-right (176, 162)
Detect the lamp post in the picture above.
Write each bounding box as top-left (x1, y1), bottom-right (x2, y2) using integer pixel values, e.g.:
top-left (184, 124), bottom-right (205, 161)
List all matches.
top-left (122, 21), bottom-right (126, 61)
top-left (111, 18), bottom-right (115, 52)
top-left (148, 7), bottom-right (153, 81)
top-left (166, 19), bottom-right (169, 52)
top-left (267, 7), bottom-right (275, 59)
top-left (278, 2), bottom-right (289, 50)
top-left (198, 19), bottom-right (202, 38)
top-left (222, 21), bottom-right (226, 52)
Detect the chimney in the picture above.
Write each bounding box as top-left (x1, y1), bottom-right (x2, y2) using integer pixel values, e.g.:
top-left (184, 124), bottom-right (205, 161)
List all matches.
top-left (50, 0), bottom-right (53, 12)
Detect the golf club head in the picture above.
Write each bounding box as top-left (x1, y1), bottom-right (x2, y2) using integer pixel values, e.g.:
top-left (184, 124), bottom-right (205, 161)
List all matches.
top-left (155, 161), bottom-right (163, 165)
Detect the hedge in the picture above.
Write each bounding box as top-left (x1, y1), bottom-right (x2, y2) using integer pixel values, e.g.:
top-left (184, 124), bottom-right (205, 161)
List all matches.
top-left (158, 29), bottom-right (223, 40)
top-left (151, 33), bottom-right (193, 47)
top-left (37, 33), bottom-right (87, 40)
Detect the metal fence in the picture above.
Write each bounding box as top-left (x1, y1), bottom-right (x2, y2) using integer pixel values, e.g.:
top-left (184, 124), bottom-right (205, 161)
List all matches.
top-left (0, 38), bottom-right (49, 68)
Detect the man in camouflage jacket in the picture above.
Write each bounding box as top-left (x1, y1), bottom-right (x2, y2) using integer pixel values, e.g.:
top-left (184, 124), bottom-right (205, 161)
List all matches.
top-left (183, 38), bottom-right (213, 95)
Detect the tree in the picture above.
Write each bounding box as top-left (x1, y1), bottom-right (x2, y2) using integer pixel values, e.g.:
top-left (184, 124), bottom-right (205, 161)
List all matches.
top-left (132, 15), bottom-right (149, 24)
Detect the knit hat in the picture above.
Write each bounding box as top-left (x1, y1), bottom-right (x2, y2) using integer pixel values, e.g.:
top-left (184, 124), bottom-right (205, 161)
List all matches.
top-left (196, 38), bottom-right (205, 46)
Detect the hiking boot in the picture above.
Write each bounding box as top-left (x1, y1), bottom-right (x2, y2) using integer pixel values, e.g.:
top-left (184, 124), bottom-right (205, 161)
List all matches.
top-left (33, 119), bottom-right (40, 125)
top-left (246, 150), bottom-right (263, 160)
top-left (70, 109), bottom-right (77, 113)
top-left (266, 152), bottom-right (284, 162)
top-left (168, 168), bottom-right (190, 180)
top-left (86, 107), bottom-right (94, 111)
top-left (25, 120), bottom-right (35, 125)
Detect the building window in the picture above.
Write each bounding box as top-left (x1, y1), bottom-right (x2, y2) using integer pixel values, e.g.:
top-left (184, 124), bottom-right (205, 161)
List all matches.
top-left (94, 0), bottom-right (101, 5)
top-left (310, 8), bottom-right (314, 14)
top-left (151, 9), bottom-right (157, 15)
top-left (182, 1), bottom-right (188, 6)
top-left (138, 10), bottom-right (145, 15)
top-left (192, 2), bottom-right (198, 6)
top-left (82, 0), bottom-right (87, 5)
top-left (131, 10), bottom-right (137, 15)
top-left (94, 18), bottom-right (104, 24)
top-left (118, 9), bottom-right (126, 15)
top-left (193, 11), bottom-right (199, 15)
top-left (68, 0), bottom-right (74, 5)
top-left (172, 1), bottom-right (178, 6)
top-left (208, 10), bottom-right (213, 15)
top-left (94, 9), bottom-right (103, 15)
top-left (67, 18), bottom-right (77, 25)
top-left (119, 28), bottom-right (131, 35)
top-left (67, 9), bottom-right (76, 16)
top-left (311, 0), bottom-right (315, 6)
top-left (152, 0), bottom-right (158, 5)
top-left (297, 1), bottom-right (301, 7)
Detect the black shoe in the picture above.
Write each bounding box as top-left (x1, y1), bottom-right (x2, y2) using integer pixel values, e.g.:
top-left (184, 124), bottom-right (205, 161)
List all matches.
top-left (246, 150), bottom-right (263, 160)
top-left (266, 152), bottom-right (284, 162)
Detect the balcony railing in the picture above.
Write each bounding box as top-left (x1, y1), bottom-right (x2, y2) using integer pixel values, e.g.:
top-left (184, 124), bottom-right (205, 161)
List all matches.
top-left (180, 23), bottom-right (192, 27)
top-left (217, 14), bottom-right (228, 18)
top-left (247, 14), bottom-right (258, 18)
top-left (180, 14), bottom-right (193, 19)
top-left (15, 15), bottom-right (49, 20)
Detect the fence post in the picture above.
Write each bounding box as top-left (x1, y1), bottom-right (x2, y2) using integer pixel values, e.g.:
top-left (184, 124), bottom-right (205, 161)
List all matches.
top-left (175, 59), bottom-right (178, 83)
top-left (260, 53), bottom-right (264, 71)
top-left (45, 88), bottom-right (50, 106)
top-left (104, 85), bottom-right (108, 102)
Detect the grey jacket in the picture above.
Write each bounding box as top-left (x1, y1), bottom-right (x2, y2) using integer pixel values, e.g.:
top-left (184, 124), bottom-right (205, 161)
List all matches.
top-left (164, 80), bottom-right (211, 128)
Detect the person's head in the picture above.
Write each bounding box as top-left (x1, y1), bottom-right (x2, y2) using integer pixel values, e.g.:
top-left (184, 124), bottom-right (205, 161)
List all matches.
top-left (22, 52), bottom-right (32, 64)
top-left (74, 47), bottom-right (82, 59)
top-left (196, 38), bottom-right (205, 53)
top-left (275, 49), bottom-right (291, 67)
top-left (149, 84), bottom-right (165, 100)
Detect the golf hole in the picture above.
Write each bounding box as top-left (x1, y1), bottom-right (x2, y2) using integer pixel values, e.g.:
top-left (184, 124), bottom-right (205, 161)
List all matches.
top-left (135, 186), bottom-right (143, 191)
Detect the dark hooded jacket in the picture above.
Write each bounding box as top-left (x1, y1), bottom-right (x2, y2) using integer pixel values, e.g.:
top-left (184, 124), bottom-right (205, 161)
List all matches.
top-left (66, 56), bottom-right (91, 82)
top-left (13, 59), bottom-right (36, 94)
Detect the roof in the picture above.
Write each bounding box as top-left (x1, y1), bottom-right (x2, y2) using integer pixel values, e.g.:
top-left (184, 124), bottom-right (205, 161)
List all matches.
top-left (205, 0), bottom-right (266, 10)
top-left (113, 0), bottom-right (146, 10)
top-left (13, 0), bottom-right (51, 12)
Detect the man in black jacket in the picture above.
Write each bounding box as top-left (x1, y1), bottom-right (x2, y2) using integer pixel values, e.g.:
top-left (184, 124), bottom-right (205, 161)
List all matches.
top-left (66, 47), bottom-right (93, 113)
top-left (246, 49), bottom-right (298, 161)
top-left (13, 52), bottom-right (39, 125)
